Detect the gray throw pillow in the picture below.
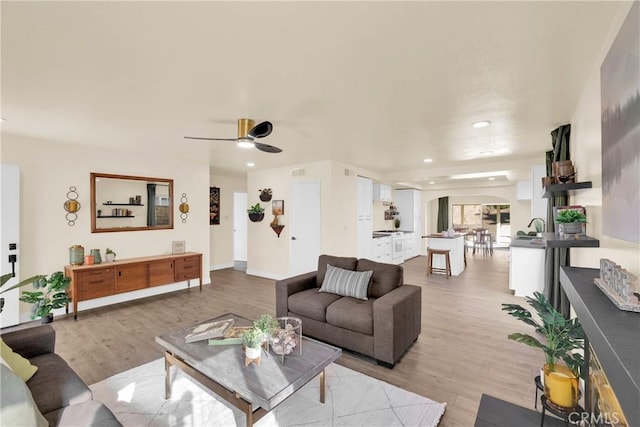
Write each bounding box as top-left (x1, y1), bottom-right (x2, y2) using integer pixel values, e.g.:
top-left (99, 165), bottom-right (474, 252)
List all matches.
top-left (319, 264), bottom-right (373, 300)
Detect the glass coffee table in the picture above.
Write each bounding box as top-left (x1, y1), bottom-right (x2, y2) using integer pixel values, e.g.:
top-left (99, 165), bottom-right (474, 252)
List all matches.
top-left (155, 313), bottom-right (342, 427)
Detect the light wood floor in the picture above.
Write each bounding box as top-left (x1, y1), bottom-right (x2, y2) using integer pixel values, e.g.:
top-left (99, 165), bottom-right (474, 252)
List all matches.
top-left (50, 249), bottom-right (543, 426)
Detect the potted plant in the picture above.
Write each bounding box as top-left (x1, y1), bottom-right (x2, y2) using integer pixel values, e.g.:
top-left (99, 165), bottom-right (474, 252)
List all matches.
top-left (105, 248), bottom-right (116, 262)
top-left (18, 271), bottom-right (71, 323)
top-left (0, 273), bottom-right (42, 314)
top-left (555, 209), bottom-right (587, 235)
top-left (247, 203), bottom-right (265, 222)
top-left (502, 292), bottom-right (584, 408)
top-left (254, 314), bottom-right (278, 346)
top-left (259, 188), bottom-right (272, 202)
top-left (242, 326), bottom-right (264, 364)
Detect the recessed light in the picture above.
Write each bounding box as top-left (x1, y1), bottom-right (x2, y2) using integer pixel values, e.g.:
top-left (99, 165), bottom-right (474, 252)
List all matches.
top-left (246, 162), bottom-right (255, 167)
top-left (480, 151), bottom-right (494, 156)
top-left (472, 120), bottom-right (491, 128)
top-left (488, 177), bottom-right (496, 181)
top-left (423, 158), bottom-right (433, 163)
top-left (429, 181), bottom-right (435, 185)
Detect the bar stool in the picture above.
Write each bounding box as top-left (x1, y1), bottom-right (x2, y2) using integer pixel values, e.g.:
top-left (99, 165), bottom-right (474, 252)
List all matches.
top-left (426, 248), bottom-right (451, 278)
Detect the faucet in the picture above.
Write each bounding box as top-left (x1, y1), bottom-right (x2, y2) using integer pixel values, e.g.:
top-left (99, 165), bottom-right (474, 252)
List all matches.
top-left (527, 218), bottom-right (545, 233)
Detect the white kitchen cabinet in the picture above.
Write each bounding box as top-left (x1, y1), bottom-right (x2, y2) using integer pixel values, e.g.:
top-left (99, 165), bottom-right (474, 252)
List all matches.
top-left (357, 176), bottom-right (373, 259)
top-left (372, 236), bottom-right (392, 263)
top-left (373, 183), bottom-right (392, 203)
top-left (394, 189), bottom-right (423, 257)
top-left (509, 246), bottom-right (545, 297)
top-left (516, 181), bottom-right (532, 200)
top-left (531, 165), bottom-right (548, 219)
top-left (403, 232), bottom-right (415, 260)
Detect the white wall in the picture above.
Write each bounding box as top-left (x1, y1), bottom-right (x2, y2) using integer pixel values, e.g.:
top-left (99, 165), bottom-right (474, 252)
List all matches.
top-left (244, 160), bottom-right (379, 280)
top-left (570, 1), bottom-right (639, 276)
top-left (1, 134), bottom-right (211, 319)
top-left (209, 173), bottom-right (247, 270)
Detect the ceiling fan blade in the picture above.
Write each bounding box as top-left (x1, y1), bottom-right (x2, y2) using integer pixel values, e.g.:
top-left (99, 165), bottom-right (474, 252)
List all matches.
top-left (254, 141), bottom-right (282, 153)
top-left (184, 136), bottom-right (237, 141)
top-left (248, 121), bottom-right (273, 139)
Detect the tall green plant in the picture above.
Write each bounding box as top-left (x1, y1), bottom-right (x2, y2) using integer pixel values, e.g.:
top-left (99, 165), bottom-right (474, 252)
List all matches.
top-left (502, 292), bottom-right (584, 376)
top-left (0, 273), bottom-right (45, 313)
top-left (19, 271), bottom-right (71, 319)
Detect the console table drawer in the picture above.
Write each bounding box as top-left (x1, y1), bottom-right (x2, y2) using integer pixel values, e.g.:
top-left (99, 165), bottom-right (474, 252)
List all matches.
top-left (174, 256), bottom-right (200, 281)
top-left (75, 268), bottom-right (114, 301)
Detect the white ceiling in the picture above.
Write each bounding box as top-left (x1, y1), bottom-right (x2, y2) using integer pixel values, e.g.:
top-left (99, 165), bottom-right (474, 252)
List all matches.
top-left (1, 1), bottom-right (623, 190)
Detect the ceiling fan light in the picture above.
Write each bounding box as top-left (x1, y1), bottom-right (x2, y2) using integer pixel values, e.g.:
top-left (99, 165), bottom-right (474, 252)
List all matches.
top-left (237, 138), bottom-right (255, 149)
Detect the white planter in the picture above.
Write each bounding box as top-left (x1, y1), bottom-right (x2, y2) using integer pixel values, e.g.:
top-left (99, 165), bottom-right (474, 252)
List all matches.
top-left (245, 346), bottom-right (261, 360)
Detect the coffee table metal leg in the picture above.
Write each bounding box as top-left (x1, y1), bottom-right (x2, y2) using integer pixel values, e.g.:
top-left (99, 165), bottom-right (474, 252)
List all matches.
top-left (320, 369), bottom-right (325, 403)
top-left (165, 353), bottom-right (171, 399)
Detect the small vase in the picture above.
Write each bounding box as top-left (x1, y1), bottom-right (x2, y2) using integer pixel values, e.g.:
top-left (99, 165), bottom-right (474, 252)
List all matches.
top-left (105, 253), bottom-right (115, 263)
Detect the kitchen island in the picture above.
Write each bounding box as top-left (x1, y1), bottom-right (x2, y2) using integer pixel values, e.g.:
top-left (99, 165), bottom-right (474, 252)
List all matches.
top-left (509, 237), bottom-right (545, 296)
top-left (423, 234), bottom-right (465, 276)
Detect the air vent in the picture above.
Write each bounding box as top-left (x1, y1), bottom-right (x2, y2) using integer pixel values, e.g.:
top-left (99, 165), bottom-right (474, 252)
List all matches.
top-left (344, 168), bottom-right (352, 176)
top-left (291, 168), bottom-right (306, 177)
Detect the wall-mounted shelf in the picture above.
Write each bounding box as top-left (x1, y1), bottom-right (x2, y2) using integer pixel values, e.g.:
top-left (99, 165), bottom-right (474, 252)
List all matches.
top-left (102, 203), bottom-right (144, 206)
top-left (542, 181), bottom-right (592, 198)
top-left (271, 225), bottom-right (285, 237)
top-left (541, 232), bottom-right (600, 248)
top-left (97, 216), bottom-right (135, 218)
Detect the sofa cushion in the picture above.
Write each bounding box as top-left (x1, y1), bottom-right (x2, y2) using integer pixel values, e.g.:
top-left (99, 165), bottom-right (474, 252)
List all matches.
top-left (44, 400), bottom-right (122, 427)
top-left (288, 288), bottom-right (342, 322)
top-left (27, 353), bottom-right (93, 414)
top-left (0, 364), bottom-right (48, 427)
top-left (316, 254), bottom-right (358, 287)
top-left (357, 258), bottom-right (403, 298)
top-left (326, 297), bottom-right (375, 335)
top-left (319, 264), bottom-right (373, 300)
top-left (0, 338), bottom-right (39, 382)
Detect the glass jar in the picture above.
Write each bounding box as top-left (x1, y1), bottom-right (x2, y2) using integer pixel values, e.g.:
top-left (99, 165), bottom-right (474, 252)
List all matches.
top-left (69, 245), bottom-right (84, 265)
top-left (270, 317), bottom-right (302, 364)
top-left (90, 249), bottom-right (102, 264)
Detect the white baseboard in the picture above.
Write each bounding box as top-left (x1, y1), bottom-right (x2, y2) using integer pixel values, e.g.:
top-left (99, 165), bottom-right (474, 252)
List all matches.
top-left (245, 269), bottom-right (284, 281)
top-left (210, 263), bottom-right (234, 271)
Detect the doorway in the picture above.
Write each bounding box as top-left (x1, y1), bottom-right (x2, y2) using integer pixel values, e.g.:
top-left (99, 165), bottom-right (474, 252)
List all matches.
top-left (233, 192), bottom-right (247, 271)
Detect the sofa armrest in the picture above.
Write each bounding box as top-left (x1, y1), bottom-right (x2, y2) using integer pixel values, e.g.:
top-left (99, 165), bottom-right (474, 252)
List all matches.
top-left (0, 324), bottom-right (56, 358)
top-left (372, 284), bottom-right (421, 365)
top-left (275, 271), bottom-right (318, 317)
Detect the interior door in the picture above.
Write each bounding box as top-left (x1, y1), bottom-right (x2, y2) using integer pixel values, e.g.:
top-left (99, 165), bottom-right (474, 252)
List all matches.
top-left (290, 182), bottom-right (321, 276)
top-left (233, 192), bottom-right (247, 262)
top-left (1, 164), bottom-right (21, 327)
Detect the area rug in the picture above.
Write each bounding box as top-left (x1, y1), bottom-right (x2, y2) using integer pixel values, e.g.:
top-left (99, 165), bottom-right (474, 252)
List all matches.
top-left (90, 358), bottom-right (446, 427)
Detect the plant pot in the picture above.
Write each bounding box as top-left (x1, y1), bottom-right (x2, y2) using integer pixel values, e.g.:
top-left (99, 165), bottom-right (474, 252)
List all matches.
top-left (248, 213), bottom-right (264, 222)
top-left (245, 346), bottom-right (261, 360)
top-left (41, 313), bottom-right (54, 324)
top-left (558, 222), bottom-right (583, 235)
top-left (543, 363), bottom-right (579, 408)
top-left (105, 253), bottom-right (116, 263)
top-left (259, 193), bottom-right (272, 202)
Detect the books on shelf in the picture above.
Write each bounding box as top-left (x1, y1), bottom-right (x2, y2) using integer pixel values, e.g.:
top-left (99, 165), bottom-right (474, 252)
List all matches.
top-left (208, 326), bottom-right (252, 346)
top-left (185, 318), bottom-right (234, 343)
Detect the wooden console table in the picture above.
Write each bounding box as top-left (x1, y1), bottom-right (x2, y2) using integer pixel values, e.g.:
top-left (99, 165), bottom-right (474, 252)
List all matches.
top-left (64, 252), bottom-right (202, 319)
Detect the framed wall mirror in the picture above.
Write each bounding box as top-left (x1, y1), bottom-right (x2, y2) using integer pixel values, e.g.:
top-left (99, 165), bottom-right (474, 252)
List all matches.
top-left (91, 172), bottom-right (174, 233)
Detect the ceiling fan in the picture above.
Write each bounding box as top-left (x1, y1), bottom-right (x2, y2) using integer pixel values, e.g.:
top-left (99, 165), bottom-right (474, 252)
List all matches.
top-left (184, 118), bottom-right (282, 153)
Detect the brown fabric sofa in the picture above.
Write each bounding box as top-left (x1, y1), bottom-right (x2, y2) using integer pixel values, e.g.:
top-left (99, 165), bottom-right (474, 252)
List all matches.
top-left (1, 325), bottom-right (121, 426)
top-left (276, 254), bottom-right (421, 367)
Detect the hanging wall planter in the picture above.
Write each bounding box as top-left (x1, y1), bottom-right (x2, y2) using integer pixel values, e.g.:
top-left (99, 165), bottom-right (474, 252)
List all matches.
top-left (249, 212), bottom-right (265, 222)
top-left (259, 188), bottom-right (273, 202)
top-left (247, 203), bottom-right (265, 222)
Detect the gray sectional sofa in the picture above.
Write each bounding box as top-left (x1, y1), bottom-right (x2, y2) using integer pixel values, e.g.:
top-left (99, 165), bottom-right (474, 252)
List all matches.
top-left (276, 254), bottom-right (422, 367)
top-left (1, 324), bottom-right (121, 426)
